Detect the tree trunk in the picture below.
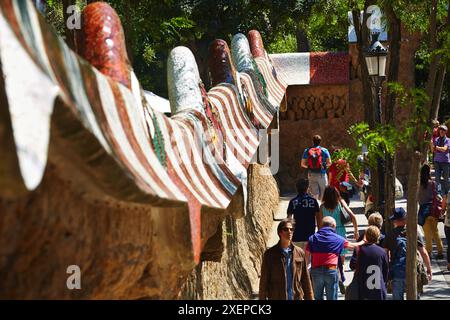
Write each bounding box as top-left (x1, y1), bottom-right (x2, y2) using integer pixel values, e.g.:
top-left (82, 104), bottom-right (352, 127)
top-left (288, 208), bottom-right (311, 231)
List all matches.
top-left (62, 0), bottom-right (77, 51)
top-left (384, 155), bottom-right (395, 234)
top-left (431, 64), bottom-right (447, 121)
top-left (62, 0), bottom-right (77, 52)
top-left (425, 0), bottom-right (440, 118)
top-left (122, 0), bottom-right (134, 66)
top-left (384, 3), bottom-right (402, 237)
top-left (404, 0), bottom-right (449, 299)
top-left (405, 151), bottom-right (421, 299)
top-left (352, 1), bottom-right (380, 209)
top-left (296, 27), bottom-right (310, 52)
top-left (384, 4), bottom-right (401, 124)
top-left (432, 0), bottom-right (450, 121)
top-left (352, 4), bottom-right (375, 128)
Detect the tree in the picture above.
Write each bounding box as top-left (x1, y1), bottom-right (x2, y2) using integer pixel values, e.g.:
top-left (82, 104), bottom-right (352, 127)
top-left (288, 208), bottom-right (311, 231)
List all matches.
top-left (382, 1), bottom-right (402, 245)
top-left (350, 0), bottom-right (383, 218)
top-left (401, 0), bottom-right (450, 300)
top-left (351, 0), bottom-right (450, 299)
top-left (43, 1), bottom-right (351, 94)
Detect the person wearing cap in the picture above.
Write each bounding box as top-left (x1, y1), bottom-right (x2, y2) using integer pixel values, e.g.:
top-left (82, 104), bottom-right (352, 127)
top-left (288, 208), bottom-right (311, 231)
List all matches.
top-left (433, 124), bottom-right (450, 208)
top-left (384, 208), bottom-right (432, 300)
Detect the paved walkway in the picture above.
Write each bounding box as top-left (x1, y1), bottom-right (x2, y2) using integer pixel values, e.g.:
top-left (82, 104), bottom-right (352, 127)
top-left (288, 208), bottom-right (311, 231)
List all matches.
top-left (268, 194), bottom-right (450, 300)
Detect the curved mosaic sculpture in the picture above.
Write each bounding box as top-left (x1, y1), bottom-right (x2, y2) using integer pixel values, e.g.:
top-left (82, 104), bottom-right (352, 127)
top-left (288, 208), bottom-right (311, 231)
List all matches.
top-left (79, 3), bottom-right (132, 89)
top-left (248, 30), bottom-right (266, 59)
top-left (168, 47), bottom-right (205, 115)
top-left (0, 1), bottom-right (287, 263)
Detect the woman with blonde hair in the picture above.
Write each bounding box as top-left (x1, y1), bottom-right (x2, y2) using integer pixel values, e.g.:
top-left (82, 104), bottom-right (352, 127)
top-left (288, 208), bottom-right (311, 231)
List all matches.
top-left (354, 226), bottom-right (389, 300)
top-left (349, 212), bottom-right (385, 270)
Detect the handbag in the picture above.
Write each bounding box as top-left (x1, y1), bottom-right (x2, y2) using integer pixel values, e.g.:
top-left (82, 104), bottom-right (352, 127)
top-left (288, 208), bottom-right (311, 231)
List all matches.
top-left (431, 182), bottom-right (445, 222)
top-left (345, 276), bottom-right (359, 300)
top-left (340, 181), bottom-right (356, 197)
top-left (386, 280), bottom-right (392, 294)
top-left (340, 204), bottom-right (352, 225)
top-left (417, 251), bottom-right (429, 293)
top-left (345, 247), bottom-right (360, 300)
top-left (418, 203), bottom-right (431, 226)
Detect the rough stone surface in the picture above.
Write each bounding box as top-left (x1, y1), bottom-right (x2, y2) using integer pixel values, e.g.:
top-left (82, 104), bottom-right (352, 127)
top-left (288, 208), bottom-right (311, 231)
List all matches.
top-left (0, 163), bottom-right (192, 299)
top-left (0, 159), bottom-right (277, 299)
top-left (277, 84), bottom-right (353, 194)
top-left (180, 164), bottom-right (279, 299)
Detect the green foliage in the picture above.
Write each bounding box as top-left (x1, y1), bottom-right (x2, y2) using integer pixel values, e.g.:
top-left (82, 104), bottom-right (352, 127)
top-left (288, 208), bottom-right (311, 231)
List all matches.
top-left (267, 34), bottom-right (297, 53)
top-left (342, 80), bottom-right (433, 177)
top-left (388, 0), bottom-right (429, 33)
top-left (143, 45), bottom-right (157, 65)
top-left (330, 147), bottom-right (363, 178)
top-left (306, 0), bottom-right (348, 51)
top-left (44, 0), bottom-right (64, 36)
top-left (389, 0), bottom-right (450, 122)
top-left (43, 0), bottom-right (350, 95)
top-left (160, 17), bottom-right (196, 40)
top-left (347, 122), bottom-right (398, 166)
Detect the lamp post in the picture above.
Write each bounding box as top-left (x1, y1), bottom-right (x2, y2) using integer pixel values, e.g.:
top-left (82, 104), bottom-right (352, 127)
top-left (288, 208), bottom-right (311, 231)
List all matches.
top-left (364, 32), bottom-right (388, 214)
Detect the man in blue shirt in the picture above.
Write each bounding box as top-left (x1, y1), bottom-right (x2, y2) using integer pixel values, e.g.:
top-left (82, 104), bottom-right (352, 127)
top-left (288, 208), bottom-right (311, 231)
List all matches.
top-left (301, 135), bottom-right (331, 201)
top-left (287, 178), bottom-right (321, 249)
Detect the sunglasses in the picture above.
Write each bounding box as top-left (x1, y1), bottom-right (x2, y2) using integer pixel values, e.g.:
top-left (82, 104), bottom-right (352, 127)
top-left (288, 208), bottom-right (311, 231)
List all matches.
top-left (281, 227), bottom-right (294, 232)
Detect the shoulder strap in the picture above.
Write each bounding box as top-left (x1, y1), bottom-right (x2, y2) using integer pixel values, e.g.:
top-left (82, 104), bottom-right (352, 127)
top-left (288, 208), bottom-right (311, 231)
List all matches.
top-left (354, 246), bottom-right (361, 275)
top-left (393, 236), bottom-right (406, 260)
top-left (320, 147), bottom-right (327, 165)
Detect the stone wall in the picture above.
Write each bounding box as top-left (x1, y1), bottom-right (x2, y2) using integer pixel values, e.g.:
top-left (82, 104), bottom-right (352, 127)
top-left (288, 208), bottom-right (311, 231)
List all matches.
top-left (0, 164), bottom-right (187, 299)
top-left (277, 84), bottom-right (355, 194)
top-left (0, 160), bottom-right (277, 299)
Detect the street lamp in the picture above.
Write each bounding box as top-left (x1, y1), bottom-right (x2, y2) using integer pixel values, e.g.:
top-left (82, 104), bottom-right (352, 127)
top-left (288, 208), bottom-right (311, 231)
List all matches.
top-left (364, 32), bottom-right (388, 214)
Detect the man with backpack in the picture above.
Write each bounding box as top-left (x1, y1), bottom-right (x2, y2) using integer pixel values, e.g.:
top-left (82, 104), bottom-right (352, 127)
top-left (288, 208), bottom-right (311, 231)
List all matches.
top-left (301, 135), bottom-right (331, 201)
top-left (385, 208), bottom-right (432, 300)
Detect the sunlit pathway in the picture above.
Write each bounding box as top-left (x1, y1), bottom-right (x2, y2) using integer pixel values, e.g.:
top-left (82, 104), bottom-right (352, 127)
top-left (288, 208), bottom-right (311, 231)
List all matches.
top-left (267, 194), bottom-right (450, 300)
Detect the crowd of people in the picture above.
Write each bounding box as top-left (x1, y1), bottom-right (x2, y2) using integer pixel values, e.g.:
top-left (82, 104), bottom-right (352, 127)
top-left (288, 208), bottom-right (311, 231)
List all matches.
top-left (425, 122), bottom-right (450, 270)
top-left (259, 133), bottom-right (450, 300)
